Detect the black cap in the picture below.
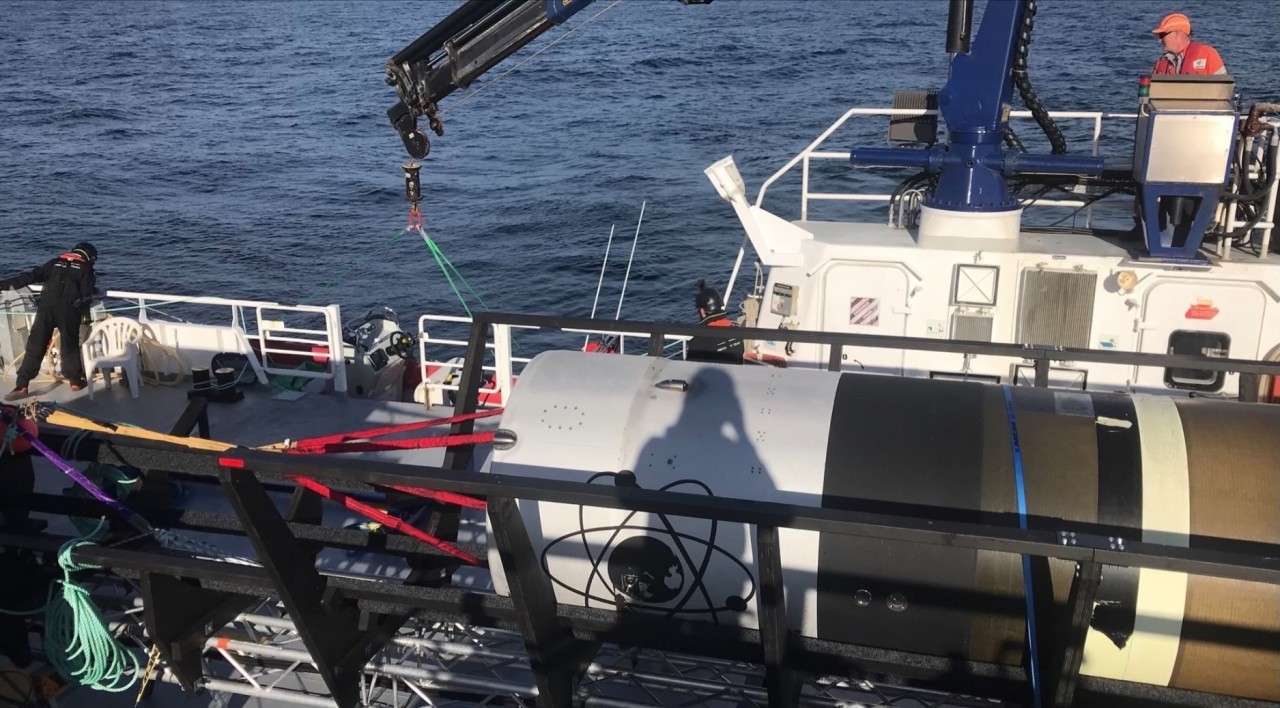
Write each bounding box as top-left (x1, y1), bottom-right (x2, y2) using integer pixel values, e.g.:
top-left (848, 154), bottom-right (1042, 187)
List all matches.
top-left (694, 279), bottom-right (724, 314)
top-left (72, 242), bottom-right (97, 263)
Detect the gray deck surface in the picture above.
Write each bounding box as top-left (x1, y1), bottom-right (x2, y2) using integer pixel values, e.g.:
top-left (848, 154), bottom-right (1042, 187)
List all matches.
top-left (3, 372), bottom-right (497, 467)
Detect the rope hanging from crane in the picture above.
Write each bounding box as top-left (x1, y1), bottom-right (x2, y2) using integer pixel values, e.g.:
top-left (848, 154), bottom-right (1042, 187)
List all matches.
top-left (401, 162), bottom-right (491, 317)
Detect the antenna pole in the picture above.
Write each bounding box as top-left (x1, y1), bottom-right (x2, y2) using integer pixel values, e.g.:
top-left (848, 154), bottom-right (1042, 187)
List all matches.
top-left (614, 201), bottom-right (645, 320)
top-left (584, 224), bottom-right (616, 349)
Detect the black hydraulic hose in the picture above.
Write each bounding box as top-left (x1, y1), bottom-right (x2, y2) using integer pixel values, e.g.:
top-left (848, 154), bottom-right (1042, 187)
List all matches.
top-left (1234, 137), bottom-right (1277, 204)
top-left (1011, 0), bottom-right (1068, 155)
top-left (1003, 126), bottom-right (1027, 153)
top-left (1226, 141), bottom-right (1277, 243)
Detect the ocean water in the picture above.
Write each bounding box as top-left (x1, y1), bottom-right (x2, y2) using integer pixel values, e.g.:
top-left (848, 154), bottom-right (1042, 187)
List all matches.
top-left (1, 0), bottom-right (1277, 328)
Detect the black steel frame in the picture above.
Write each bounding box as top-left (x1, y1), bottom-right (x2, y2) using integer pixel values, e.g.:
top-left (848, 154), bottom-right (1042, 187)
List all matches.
top-left (3, 311), bottom-right (1280, 708)
top-left (459, 311), bottom-right (1280, 381)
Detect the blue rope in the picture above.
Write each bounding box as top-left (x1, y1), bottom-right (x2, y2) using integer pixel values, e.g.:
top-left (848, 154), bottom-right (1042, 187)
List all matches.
top-left (1002, 385), bottom-right (1042, 708)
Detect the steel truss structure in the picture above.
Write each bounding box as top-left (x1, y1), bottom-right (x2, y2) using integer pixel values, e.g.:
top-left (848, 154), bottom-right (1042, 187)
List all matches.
top-left (101, 607), bottom-right (988, 708)
top-left (2, 313), bottom-right (1280, 708)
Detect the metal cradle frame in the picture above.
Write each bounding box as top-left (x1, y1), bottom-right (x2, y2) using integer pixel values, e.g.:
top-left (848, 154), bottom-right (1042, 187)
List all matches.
top-left (2, 312), bottom-right (1279, 708)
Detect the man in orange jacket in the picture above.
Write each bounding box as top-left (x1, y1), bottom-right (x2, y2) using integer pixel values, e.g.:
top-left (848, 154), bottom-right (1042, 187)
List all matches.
top-left (687, 280), bottom-right (743, 365)
top-left (1150, 13), bottom-right (1227, 76)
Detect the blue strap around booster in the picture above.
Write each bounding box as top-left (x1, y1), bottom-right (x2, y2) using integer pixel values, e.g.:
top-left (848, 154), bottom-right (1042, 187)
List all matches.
top-left (1002, 385), bottom-right (1042, 708)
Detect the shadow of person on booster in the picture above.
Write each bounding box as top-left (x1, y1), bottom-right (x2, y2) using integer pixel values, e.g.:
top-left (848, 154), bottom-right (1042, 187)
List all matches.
top-left (585, 365), bottom-right (769, 630)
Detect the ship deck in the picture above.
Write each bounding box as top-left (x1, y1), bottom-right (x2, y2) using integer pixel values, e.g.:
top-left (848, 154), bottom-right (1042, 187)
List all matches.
top-left (2, 373), bottom-right (493, 465)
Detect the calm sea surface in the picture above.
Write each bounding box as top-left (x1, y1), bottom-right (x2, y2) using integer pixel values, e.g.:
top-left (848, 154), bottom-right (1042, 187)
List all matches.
top-left (2, 0), bottom-right (1277, 327)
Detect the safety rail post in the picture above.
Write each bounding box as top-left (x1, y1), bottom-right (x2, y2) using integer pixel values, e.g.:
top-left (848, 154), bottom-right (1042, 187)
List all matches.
top-left (492, 323), bottom-right (514, 403)
top-left (489, 494), bottom-right (599, 708)
top-left (424, 315), bottom-right (493, 555)
top-left (325, 304), bottom-right (348, 394)
top-left (444, 316), bottom-right (489, 474)
top-left (1086, 115), bottom-right (1104, 229)
top-left (647, 331), bottom-right (666, 357)
top-left (1034, 357), bottom-right (1050, 388)
top-left (756, 525), bottom-right (800, 708)
top-left (801, 153), bottom-right (811, 221)
top-left (1047, 557), bottom-right (1102, 707)
top-left (140, 573), bottom-right (256, 693)
top-left (168, 396), bottom-right (210, 440)
top-left (133, 397), bottom-right (212, 505)
top-left (828, 344), bottom-right (843, 372)
top-left (217, 459), bottom-right (409, 708)
top-left (1257, 122), bottom-right (1280, 256)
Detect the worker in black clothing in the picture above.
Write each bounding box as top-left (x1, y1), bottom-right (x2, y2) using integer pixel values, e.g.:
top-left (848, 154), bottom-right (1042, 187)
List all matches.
top-left (686, 280), bottom-right (743, 365)
top-left (1, 243), bottom-right (98, 400)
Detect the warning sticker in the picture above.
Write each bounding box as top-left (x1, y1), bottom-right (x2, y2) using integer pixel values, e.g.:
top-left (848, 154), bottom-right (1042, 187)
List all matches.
top-left (1185, 299), bottom-right (1219, 320)
top-left (849, 297), bottom-right (880, 326)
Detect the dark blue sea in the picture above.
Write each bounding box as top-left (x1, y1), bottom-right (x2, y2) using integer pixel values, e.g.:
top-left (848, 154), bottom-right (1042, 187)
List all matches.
top-left (2, 0), bottom-right (1277, 327)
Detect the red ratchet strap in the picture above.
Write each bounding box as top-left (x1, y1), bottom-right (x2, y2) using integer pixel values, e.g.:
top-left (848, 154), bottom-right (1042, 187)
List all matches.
top-left (289, 475), bottom-right (480, 565)
top-left (287, 408), bottom-right (502, 455)
top-left (386, 485), bottom-right (486, 510)
top-left (304, 431), bottom-right (493, 454)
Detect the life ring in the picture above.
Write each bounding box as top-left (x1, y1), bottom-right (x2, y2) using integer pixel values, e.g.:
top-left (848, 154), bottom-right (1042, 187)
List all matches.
top-left (745, 352), bottom-right (788, 368)
top-left (584, 336), bottom-right (619, 354)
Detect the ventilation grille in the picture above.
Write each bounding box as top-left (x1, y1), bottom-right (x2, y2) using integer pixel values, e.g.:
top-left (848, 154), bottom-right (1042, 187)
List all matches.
top-left (888, 90), bottom-right (939, 144)
top-left (1018, 270), bottom-right (1096, 348)
top-left (951, 313), bottom-right (994, 342)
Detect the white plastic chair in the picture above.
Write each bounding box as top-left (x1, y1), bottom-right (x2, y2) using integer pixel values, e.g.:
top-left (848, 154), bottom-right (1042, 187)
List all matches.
top-left (81, 317), bottom-right (143, 399)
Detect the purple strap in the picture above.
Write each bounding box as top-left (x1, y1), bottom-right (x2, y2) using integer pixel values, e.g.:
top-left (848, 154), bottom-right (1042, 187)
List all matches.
top-left (3, 410), bottom-right (151, 535)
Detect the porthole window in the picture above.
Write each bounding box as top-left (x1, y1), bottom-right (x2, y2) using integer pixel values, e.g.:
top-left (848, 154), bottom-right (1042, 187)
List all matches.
top-left (1164, 330), bottom-right (1230, 392)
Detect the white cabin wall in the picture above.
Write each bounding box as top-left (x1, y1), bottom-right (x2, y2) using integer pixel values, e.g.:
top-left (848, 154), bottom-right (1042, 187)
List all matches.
top-left (752, 235), bottom-right (1280, 400)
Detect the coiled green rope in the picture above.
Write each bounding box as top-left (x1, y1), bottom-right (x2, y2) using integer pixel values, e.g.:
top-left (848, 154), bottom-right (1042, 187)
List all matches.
top-left (46, 518), bottom-right (140, 692)
top-left (0, 519), bottom-right (140, 691)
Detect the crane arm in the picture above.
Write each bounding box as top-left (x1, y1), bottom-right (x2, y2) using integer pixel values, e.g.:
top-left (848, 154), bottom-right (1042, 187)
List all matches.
top-left (385, 0), bottom-right (595, 159)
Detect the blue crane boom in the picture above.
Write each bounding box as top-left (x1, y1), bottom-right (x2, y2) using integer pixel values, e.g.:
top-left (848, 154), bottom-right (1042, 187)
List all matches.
top-left (849, 0), bottom-right (1104, 213)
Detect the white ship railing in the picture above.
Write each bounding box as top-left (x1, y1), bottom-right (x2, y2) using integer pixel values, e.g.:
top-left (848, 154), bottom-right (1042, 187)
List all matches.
top-left (755, 107), bottom-right (1138, 223)
top-left (95, 289), bottom-right (348, 394)
top-left (417, 314), bottom-right (688, 406)
top-left (417, 314), bottom-right (525, 404)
